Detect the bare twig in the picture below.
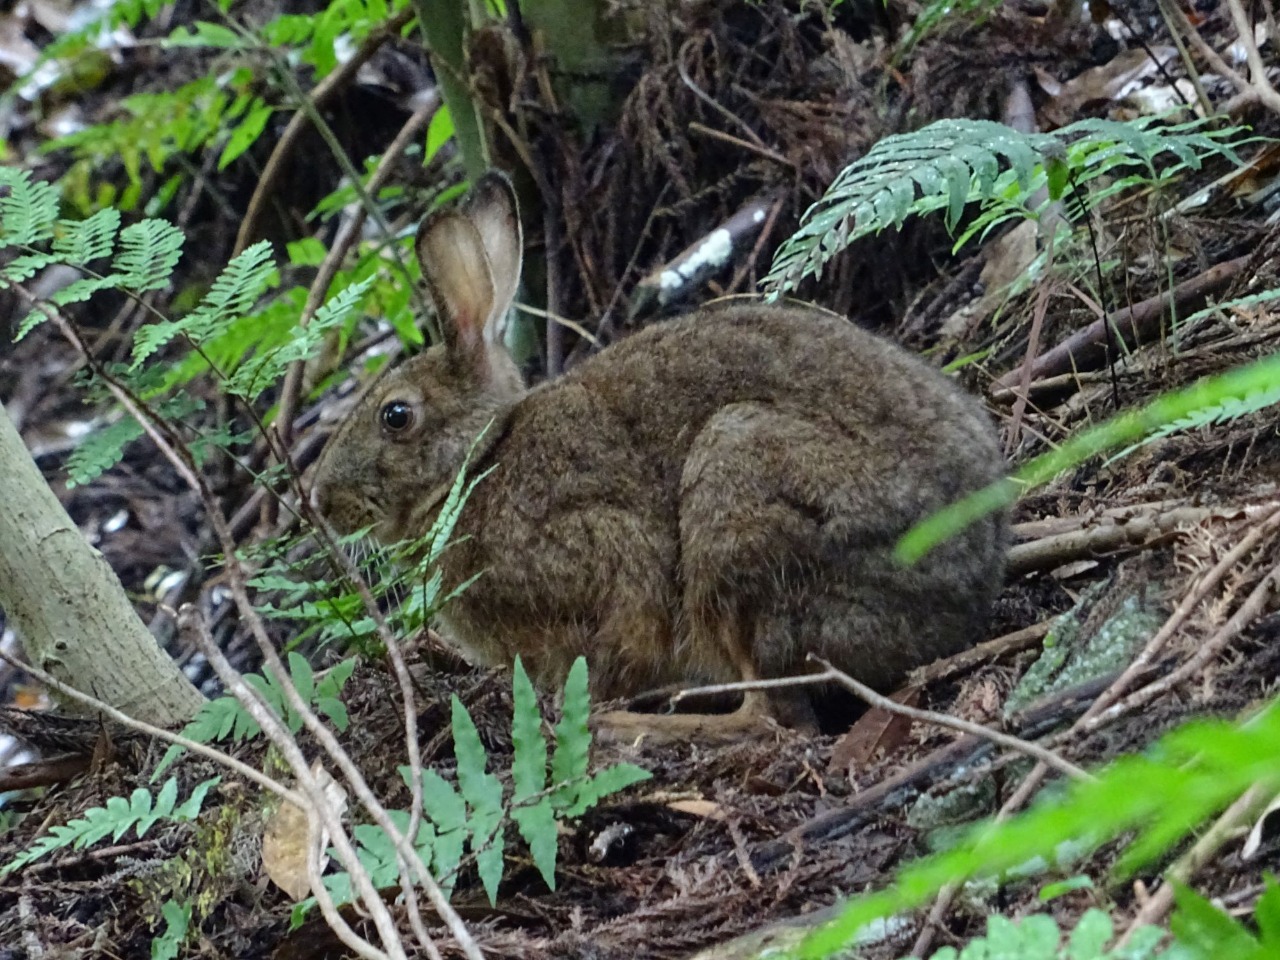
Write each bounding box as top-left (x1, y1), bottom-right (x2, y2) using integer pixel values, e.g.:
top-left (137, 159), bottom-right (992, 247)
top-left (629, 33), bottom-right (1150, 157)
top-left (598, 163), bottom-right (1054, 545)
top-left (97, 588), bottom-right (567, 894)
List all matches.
top-left (233, 7), bottom-right (415, 257)
top-left (1007, 502), bottom-right (1280, 576)
top-left (274, 88), bottom-right (441, 451)
top-left (991, 255), bottom-right (1251, 390)
top-left (0, 646), bottom-right (299, 807)
top-left (667, 663), bottom-right (1091, 782)
top-left (1118, 784), bottom-right (1271, 945)
top-left (811, 658), bottom-right (1092, 782)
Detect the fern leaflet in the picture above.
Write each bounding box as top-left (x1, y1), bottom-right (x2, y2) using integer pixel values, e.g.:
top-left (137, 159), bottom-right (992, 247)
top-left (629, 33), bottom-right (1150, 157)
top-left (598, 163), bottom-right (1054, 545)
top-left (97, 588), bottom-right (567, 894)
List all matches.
top-left (1, 777), bottom-right (219, 876)
top-left (113, 218), bottom-right (185, 294)
top-left (765, 116), bottom-right (1247, 294)
top-left (52, 207), bottom-right (122, 263)
top-left (130, 239), bottom-right (273, 369)
top-left (0, 168), bottom-right (60, 247)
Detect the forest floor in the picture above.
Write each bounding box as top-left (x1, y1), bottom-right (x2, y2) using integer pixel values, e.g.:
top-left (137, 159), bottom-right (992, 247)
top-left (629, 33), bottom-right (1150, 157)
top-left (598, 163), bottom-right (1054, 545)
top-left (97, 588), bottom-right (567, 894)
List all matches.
top-left (2, 1), bottom-right (1280, 958)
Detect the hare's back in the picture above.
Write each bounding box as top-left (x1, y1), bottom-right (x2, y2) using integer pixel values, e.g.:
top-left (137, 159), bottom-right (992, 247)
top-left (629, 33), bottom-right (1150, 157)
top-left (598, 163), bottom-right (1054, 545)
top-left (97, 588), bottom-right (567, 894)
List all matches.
top-left (569, 300), bottom-right (1000, 486)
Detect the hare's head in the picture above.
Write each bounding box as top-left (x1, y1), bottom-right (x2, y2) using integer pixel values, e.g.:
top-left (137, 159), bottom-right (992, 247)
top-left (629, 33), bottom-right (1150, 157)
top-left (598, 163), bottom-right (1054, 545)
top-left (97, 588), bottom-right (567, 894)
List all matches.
top-left (311, 173), bottom-right (524, 542)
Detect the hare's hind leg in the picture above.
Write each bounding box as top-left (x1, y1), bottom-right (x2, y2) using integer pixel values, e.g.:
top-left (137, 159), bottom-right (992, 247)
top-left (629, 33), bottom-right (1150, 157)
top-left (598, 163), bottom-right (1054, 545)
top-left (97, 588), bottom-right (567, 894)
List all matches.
top-left (591, 621), bottom-right (779, 745)
top-left (677, 403), bottom-right (868, 718)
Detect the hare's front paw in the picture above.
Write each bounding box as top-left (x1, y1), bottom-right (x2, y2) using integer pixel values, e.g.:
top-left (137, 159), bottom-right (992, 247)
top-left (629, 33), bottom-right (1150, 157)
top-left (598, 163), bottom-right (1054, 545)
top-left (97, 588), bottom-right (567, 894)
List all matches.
top-left (591, 705), bottom-right (782, 747)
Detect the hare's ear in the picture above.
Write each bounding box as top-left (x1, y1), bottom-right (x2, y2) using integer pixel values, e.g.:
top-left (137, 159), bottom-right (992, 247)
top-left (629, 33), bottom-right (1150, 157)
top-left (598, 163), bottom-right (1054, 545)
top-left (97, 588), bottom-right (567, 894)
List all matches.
top-left (463, 172), bottom-right (522, 345)
top-left (415, 172), bottom-right (522, 371)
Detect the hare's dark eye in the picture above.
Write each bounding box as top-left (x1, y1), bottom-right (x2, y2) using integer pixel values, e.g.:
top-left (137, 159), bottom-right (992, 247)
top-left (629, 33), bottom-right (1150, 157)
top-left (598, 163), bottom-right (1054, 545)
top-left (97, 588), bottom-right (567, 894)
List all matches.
top-left (380, 401), bottom-right (414, 432)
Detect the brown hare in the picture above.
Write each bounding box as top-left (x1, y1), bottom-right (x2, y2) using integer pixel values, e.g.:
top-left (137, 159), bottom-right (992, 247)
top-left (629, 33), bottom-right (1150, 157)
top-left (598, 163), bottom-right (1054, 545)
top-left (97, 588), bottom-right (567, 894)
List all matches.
top-left (311, 173), bottom-right (1009, 741)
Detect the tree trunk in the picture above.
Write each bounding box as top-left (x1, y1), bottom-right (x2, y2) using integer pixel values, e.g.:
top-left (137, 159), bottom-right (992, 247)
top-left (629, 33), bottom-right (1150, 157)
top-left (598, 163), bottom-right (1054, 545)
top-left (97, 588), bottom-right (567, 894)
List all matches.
top-left (0, 400), bottom-right (203, 727)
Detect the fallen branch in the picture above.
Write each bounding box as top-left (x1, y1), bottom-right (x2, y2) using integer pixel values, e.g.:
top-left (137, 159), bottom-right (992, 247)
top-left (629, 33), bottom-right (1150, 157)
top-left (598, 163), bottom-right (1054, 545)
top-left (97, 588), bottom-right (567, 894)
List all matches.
top-left (992, 254), bottom-right (1250, 390)
top-left (1008, 500), bottom-right (1280, 576)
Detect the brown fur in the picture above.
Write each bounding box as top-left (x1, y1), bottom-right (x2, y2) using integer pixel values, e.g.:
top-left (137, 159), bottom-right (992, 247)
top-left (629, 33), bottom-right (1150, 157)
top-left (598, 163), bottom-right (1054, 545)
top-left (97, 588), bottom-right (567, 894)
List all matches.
top-left (312, 173), bottom-right (1009, 725)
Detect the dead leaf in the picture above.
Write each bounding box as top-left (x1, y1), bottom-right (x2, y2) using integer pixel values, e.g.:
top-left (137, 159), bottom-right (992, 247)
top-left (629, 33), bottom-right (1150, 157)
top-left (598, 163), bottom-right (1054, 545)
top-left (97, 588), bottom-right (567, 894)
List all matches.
top-left (666, 799), bottom-right (725, 820)
top-left (261, 766), bottom-right (347, 901)
top-left (829, 686), bottom-right (922, 775)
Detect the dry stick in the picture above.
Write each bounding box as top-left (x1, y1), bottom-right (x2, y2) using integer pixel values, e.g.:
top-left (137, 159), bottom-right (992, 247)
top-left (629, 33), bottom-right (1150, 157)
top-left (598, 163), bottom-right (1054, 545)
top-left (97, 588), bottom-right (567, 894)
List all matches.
top-left (908, 619), bottom-right (1053, 687)
top-left (1006, 501), bottom-right (1280, 576)
top-left (180, 610), bottom-right (398, 960)
top-left (1118, 784), bottom-right (1271, 946)
top-left (233, 7), bottom-right (415, 258)
top-left (991, 255), bottom-right (1251, 390)
top-left (687, 121), bottom-right (795, 169)
top-left (668, 666), bottom-right (1090, 782)
top-left (0, 647), bottom-right (299, 807)
top-left (726, 194), bottom-right (784, 294)
top-left (1153, 0), bottom-right (1216, 118)
top-left (810, 658), bottom-right (1092, 782)
top-left (1225, 0), bottom-right (1279, 106)
top-left (274, 88), bottom-right (441, 451)
top-left (46, 310), bottom-right (473, 959)
top-left (1164, 0), bottom-right (1280, 115)
top-left (1006, 274), bottom-right (1054, 457)
top-left (676, 38), bottom-right (774, 155)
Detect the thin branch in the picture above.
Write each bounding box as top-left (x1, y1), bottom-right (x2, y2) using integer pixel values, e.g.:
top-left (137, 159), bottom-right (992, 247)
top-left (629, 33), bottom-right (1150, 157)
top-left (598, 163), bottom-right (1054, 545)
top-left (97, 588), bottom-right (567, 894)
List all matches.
top-left (0, 646), bottom-right (300, 807)
top-left (232, 7), bottom-right (415, 257)
top-left (668, 664), bottom-right (1092, 782)
top-left (274, 88), bottom-right (441, 450)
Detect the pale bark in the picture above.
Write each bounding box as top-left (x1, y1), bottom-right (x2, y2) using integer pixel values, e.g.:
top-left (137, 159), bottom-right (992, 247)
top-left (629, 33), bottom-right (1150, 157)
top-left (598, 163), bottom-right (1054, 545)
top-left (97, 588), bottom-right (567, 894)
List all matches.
top-left (0, 399), bottom-right (203, 727)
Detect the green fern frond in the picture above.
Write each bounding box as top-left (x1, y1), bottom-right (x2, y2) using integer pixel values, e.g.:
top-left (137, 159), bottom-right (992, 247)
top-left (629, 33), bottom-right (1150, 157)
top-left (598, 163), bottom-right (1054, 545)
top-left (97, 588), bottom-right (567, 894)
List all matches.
top-left (0, 168), bottom-right (61, 247)
top-left (152, 655), bottom-right (355, 778)
top-left (64, 394), bottom-right (203, 488)
top-left (53, 207), bottom-right (122, 263)
top-left (1, 777), bottom-right (219, 876)
top-left (1109, 377), bottom-right (1280, 463)
top-left (14, 276), bottom-right (120, 339)
top-left (130, 239), bottom-right (272, 369)
top-left (764, 116), bottom-right (1247, 295)
top-left (224, 274), bottom-right (371, 400)
top-left (305, 658), bottom-right (648, 917)
top-left (0, 252), bottom-right (57, 289)
top-left (65, 416), bottom-right (145, 488)
top-left (113, 218), bottom-right (185, 294)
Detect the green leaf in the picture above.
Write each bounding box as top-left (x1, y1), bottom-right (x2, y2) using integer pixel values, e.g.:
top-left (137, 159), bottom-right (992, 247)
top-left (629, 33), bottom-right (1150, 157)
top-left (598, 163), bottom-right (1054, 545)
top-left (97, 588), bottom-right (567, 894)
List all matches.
top-left (562, 762), bottom-right (650, 818)
top-left (512, 798), bottom-right (558, 891)
top-left (151, 899), bottom-right (190, 960)
top-left (1039, 874), bottom-right (1095, 901)
top-left (1255, 877), bottom-right (1280, 948)
top-left (550, 657), bottom-right (591, 802)
top-left (219, 100), bottom-right (272, 169)
top-left (511, 656), bottom-right (547, 802)
top-left (131, 238), bottom-right (272, 368)
top-left (53, 207), bottom-right (121, 263)
top-left (425, 104), bottom-right (454, 164)
top-left (286, 236), bottom-right (327, 266)
top-left (0, 168), bottom-right (60, 245)
top-left (1169, 882), bottom-right (1259, 957)
top-left (1066, 908), bottom-right (1112, 959)
top-left (165, 20), bottom-right (245, 48)
top-left (114, 218), bottom-right (185, 294)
